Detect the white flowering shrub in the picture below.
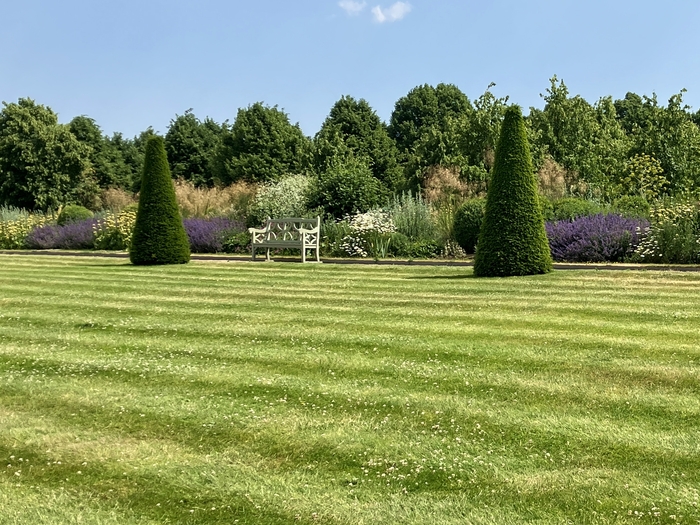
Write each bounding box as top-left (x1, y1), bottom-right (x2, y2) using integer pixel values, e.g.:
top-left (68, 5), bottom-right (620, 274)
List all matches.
top-left (247, 174), bottom-right (311, 227)
top-left (340, 210), bottom-right (396, 258)
top-left (634, 202), bottom-right (700, 264)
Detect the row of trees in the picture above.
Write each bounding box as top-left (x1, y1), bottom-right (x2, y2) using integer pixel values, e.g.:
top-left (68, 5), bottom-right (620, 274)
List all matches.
top-left (2, 77), bottom-right (700, 211)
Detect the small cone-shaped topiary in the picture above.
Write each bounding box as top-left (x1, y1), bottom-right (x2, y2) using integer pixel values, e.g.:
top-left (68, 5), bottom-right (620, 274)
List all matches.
top-left (130, 136), bottom-right (190, 265)
top-left (474, 105), bottom-right (552, 277)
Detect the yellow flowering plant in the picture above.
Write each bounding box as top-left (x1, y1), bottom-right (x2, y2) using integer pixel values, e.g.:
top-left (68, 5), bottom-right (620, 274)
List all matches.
top-left (93, 210), bottom-right (138, 251)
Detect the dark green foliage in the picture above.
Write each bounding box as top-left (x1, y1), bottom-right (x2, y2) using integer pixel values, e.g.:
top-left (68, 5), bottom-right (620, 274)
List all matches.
top-left (212, 103), bottom-right (311, 184)
top-left (314, 96), bottom-right (403, 191)
top-left (613, 195), bottom-right (651, 219)
top-left (69, 116), bottom-right (134, 191)
top-left (221, 231), bottom-right (251, 254)
top-left (538, 195), bottom-right (554, 222)
top-left (57, 204), bottom-right (93, 226)
top-left (551, 197), bottom-right (603, 221)
top-left (389, 83), bottom-right (472, 155)
top-left (474, 106), bottom-right (552, 277)
top-left (453, 198), bottom-right (486, 253)
top-left (165, 110), bottom-right (223, 187)
top-left (389, 233), bottom-right (439, 259)
top-left (0, 98), bottom-right (93, 211)
top-left (307, 158), bottom-right (386, 219)
top-left (130, 137), bottom-right (190, 265)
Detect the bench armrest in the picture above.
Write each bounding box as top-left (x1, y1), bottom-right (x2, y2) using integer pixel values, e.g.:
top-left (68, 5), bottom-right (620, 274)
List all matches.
top-left (297, 226), bottom-right (319, 234)
top-left (248, 227), bottom-right (266, 234)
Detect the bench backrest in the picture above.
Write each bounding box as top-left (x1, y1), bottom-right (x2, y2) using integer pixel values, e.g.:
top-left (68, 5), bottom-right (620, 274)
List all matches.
top-left (262, 217), bottom-right (319, 241)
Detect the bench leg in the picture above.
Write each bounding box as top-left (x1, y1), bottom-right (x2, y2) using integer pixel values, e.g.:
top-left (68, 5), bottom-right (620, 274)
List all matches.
top-left (316, 247), bottom-right (320, 263)
top-left (251, 246), bottom-right (256, 261)
top-left (266, 248), bottom-right (271, 262)
top-left (302, 248), bottom-right (306, 263)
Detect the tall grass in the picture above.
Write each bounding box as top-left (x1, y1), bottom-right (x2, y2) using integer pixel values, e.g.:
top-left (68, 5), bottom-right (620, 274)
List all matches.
top-left (174, 179), bottom-right (257, 220)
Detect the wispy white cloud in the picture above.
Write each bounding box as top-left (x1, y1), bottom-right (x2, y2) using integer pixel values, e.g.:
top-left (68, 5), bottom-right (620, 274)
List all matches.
top-left (371, 2), bottom-right (412, 23)
top-left (339, 0), bottom-right (367, 16)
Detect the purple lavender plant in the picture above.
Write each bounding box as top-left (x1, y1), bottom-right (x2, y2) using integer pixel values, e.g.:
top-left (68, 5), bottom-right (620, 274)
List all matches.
top-left (184, 218), bottom-right (244, 253)
top-left (546, 214), bottom-right (648, 263)
top-left (26, 219), bottom-right (97, 250)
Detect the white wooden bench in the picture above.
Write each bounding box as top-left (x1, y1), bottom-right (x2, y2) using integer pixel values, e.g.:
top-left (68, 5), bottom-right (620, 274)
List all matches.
top-left (248, 217), bottom-right (321, 263)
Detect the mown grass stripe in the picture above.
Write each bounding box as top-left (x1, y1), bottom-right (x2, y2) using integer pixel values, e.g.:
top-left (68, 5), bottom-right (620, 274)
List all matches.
top-left (1, 255), bottom-right (700, 524)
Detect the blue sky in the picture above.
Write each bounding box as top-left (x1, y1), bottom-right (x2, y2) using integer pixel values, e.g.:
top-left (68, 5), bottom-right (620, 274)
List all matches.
top-left (3, 0), bottom-right (699, 138)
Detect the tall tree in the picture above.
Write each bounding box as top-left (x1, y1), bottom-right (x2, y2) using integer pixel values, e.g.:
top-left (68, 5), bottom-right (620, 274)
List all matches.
top-left (69, 116), bottom-right (134, 190)
top-left (212, 103), bottom-right (310, 184)
top-left (165, 110), bottom-right (224, 187)
top-left (0, 98), bottom-right (94, 210)
top-left (614, 90), bottom-right (700, 195)
top-left (389, 83), bottom-right (472, 155)
top-left (529, 77), bottom-right (629, 199)
top-left (474, 106), bottom-right (552, 277)
top-left (314, 96), bottom-right (403, 191)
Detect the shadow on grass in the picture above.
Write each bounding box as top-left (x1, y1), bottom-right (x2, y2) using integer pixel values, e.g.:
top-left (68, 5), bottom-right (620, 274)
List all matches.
top-left (407, 274), bottom-right (475, 280)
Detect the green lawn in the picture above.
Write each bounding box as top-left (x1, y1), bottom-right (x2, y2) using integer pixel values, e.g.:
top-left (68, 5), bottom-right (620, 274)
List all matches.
top-left (0, 255), bottom-right (699, 525)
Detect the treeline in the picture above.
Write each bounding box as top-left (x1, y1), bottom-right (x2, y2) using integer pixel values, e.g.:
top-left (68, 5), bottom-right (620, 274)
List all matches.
top-left (2, 76), bottom-right (700, 211)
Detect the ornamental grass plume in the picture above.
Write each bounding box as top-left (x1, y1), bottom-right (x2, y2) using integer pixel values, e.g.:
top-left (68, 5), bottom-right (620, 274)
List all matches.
top-left (474, 105), bottom-right (552, 277)
top-left (130, 136), bottom-right (190, 265)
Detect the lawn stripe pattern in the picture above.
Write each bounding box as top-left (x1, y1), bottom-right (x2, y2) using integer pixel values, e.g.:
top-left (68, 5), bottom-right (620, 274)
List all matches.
top-left (1, 255), bottom-right (699, 524)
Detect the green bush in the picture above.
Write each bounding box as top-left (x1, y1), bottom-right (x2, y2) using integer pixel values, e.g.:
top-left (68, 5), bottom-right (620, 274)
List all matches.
top-left (246, 174), bottom-right (311, 227)
top-left (222, 231), bottom-right (251, 254)
top-left (129, 137), bottom-right (190, 265)
top-left (551, 197), bottom-right (602, 221)
top-left (307, 158), bottom-right (386, 219)
top-left (453, 198), bottom-right (485, 254)
top-left (57, 205), bottom-right (93, 226)
top-left (538, 195), bottom-right (554, 222)
top-left (474, 106), bottom-right (552, 277)
top-left (389, 232), bottom-right (440, 259)
top-left (613, 195), bottom-right (651, 219)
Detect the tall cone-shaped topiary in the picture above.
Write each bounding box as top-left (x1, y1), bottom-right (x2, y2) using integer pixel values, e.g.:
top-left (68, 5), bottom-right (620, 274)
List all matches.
top-left (474, 105), bottom-right (552, 277)
top-left (130, 136), bottom-right (190, 265)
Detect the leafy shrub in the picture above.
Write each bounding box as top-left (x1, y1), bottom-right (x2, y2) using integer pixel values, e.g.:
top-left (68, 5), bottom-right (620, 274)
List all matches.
top-left (246, 174), bottom-right (310, 227)
top-left (546, 214), bottom-right (647, 263)
top-left (130, 137), bottom-right (190, 265)
top-left (26, 219), bottom-right (97, 249)
top-left (340, 210), bottom-right (396, 258)
top-left (389, 233), bottom-right (440, 259)
top-left (386, 191), bottom-right (436, 241)
top-left (93, 210), bottom-right (138, 251)
top-left (551, 197), bottom-right (602, 221)
top-left (222, 231), bottom-right (251, 254)
top-left (475, 106), bottom-right (552, 276)
top-left (307, 159), bottom-right (386, 219)
top-left (57, 205), bottom-right (93, 226)
top-left (539, 195), bottom-right (555, 222)
top-left (613, 195), bottom-right (651, 219)
top-left (184, 217), bottom-right (244, 253)
top-left (0, 211), bottom-right (55, 249)
top-left (633, 202), bottom-right (700, 263)
top-left (453, 198), bottom-right (485, 253)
